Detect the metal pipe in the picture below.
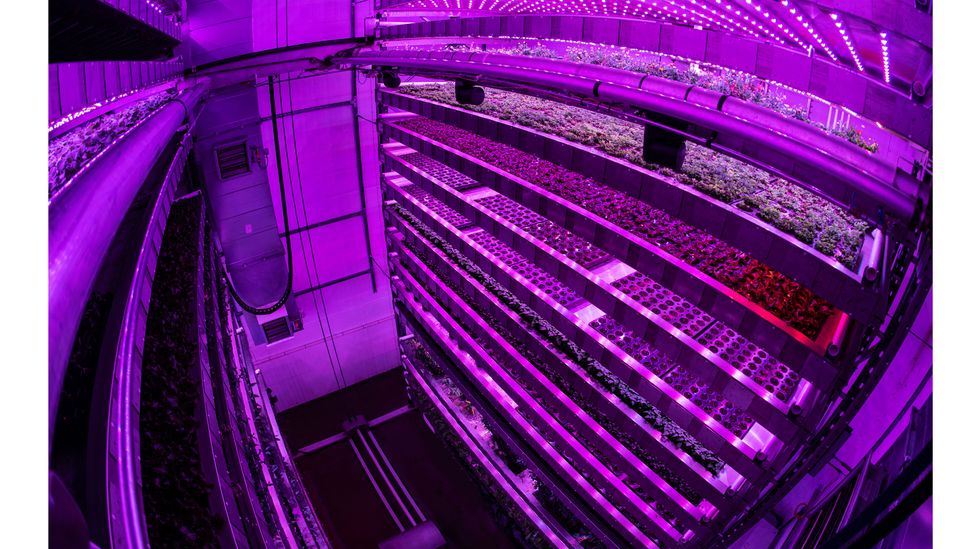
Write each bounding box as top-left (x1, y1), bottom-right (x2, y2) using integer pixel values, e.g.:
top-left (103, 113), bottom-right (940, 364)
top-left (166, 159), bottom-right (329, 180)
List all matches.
top-left (48, 83), bottom-right (208, 442)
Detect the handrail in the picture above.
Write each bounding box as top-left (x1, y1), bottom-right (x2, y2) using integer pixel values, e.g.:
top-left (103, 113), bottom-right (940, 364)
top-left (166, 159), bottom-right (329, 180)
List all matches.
top-left (338, 49), bottom-right (920, 222)
top-left (228, 318), bottom-right (301, 548)
top-left (50, 83), bottom-right (208, 444)
top-left (105, 133), bottom-right (192, 549)
top-left (401, 353), bottom-right (578, 548)
top-left (774, 367), bottom-right (933, 544)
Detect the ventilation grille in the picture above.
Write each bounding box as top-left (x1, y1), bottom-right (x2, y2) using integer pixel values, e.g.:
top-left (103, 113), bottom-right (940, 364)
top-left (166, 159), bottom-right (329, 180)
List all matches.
top-left (216, 142), bottom-right (250, 180)
top-left (261, 316), bottom-right (293, 344)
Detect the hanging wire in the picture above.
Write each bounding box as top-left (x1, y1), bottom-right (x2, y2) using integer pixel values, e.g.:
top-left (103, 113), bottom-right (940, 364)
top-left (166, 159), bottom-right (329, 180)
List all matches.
top-left (285, 0), bottom-right (349, 387)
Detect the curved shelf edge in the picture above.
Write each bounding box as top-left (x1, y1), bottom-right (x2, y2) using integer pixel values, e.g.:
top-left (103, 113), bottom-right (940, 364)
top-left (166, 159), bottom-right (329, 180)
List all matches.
top-left (378, 89), bottom-right (883, 325)
top-left (104, 135), bottom-right (190, 549)
top-left (375, 14), bottom-right (931, 148)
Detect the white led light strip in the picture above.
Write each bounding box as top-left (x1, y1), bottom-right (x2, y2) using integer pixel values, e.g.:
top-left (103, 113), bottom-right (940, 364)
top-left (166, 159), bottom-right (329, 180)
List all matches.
top-left (830, 13), bottom-right (863, 71)
top-left (880, 31), bottom-right (891, 83)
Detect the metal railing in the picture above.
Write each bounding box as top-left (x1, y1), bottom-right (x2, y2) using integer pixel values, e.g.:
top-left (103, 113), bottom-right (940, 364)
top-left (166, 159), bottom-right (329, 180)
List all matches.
top-left (104, 132), bottom-right (192, 549)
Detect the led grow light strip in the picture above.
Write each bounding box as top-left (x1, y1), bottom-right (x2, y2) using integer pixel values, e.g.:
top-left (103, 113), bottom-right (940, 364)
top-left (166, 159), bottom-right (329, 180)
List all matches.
top-left (685, 0), bottom-right (762, 39)
top-left (727, 0), bottom-right (811, 50)
top-left (880, 31), bottom-right (891, 83)
top-left (776, 0), bottom-right (837, 60)
top-left (830, 13), bottom-right (864, 71)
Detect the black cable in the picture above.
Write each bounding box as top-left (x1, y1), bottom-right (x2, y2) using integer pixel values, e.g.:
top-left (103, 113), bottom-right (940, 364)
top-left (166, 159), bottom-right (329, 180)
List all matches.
top-left (223, 74), bottom-right (294, 315)
top-left (277, 33), bottom-right (347, 388)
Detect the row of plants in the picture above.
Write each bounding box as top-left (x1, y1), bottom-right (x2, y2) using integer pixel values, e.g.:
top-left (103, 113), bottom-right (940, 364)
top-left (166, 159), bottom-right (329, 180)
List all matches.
top-left (49, 89), bottom-right (177, 197)
top-left (409, 236), bottom-right (697, 531)
top-left (394, 83), bottom-right (870, 271)
top-left (467, 230), bottom-right (581, 307)
top-left (455, 231), bottom-right (715, 502)
top-left (202, 232), bottom-right (278, 543)
top-left (140, 196), bottom-right (223, 548)
top-left (609, 270), bottom-right (802, 402)
top-left (212, 245), bottom-right (287, 544)
top-left (391, 202), bottom-right (726, 474)
top-left (405, 340), bottom-right (577, 548)
top-left (437, 42), bottom-right (880, 154)
top-left (475, 193), bottom-right (611, 268)
top-left (213, 238), bottom-right (328, 547)
top-left (403, 249), bottom-right (669, 546)
top-left (393, 114), bottom-right (835, 338)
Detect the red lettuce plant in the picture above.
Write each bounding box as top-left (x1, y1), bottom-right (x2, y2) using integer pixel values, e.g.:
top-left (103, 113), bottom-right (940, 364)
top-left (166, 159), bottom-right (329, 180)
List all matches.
top-left (395, 84), bottom-right (870, 270)
top-left (394, 116), bottom-right (835, 338)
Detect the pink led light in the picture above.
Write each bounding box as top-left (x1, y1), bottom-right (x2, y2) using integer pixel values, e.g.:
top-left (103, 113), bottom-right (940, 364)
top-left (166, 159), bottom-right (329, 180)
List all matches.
top-left (716, 0), bottom-right (810, 48)
top-left (393, 0), bottom-right (861, 60)
top-left (831, 13), bottom-right (864, 71)
top-left (880, 31), bottom-right (891, 83)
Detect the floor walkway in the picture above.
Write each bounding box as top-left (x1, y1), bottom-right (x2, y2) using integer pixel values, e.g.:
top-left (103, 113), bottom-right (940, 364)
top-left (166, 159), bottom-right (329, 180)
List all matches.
top-left (278, 369), bottom-right (515, 549)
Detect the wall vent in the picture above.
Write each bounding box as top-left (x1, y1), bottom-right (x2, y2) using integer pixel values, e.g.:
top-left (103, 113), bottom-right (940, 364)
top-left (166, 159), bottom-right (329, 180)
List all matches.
top-left (261, 316), bottom-right (293, 344)
top-left (215, 142), bottom-right (250, 180)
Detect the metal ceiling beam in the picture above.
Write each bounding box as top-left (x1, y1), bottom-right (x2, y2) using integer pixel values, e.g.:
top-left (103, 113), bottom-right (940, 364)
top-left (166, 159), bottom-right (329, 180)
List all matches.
top-left (188, 37), bottom-right (367, 90)
top-left (280, 209), bottom-right (366, 238)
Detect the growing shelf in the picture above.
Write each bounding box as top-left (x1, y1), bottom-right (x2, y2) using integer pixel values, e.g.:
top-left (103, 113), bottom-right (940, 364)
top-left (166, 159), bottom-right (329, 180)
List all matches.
top-left (380, 140), bottom-right (828, 440)
top-left (392, 216), bottom-right (719, 535)
top-left (105, 135), bottom-right (189, 549)
top-left (391, 262), bottom-right (665, 547)
top-left (382, 171), bottom-right (779, 481)
top-left (380, 88), bottom-right (884, 328)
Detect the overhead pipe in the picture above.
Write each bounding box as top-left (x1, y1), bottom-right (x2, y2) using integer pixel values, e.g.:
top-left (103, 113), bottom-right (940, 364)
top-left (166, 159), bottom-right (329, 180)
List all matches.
top-left (338, 49), bottom-right (919, 221)
top-left (48, 83), bottom-right (208, 442)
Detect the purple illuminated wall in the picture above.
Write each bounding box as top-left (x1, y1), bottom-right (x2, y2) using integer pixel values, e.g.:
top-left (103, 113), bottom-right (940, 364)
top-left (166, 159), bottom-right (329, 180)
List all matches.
top-left (190, 0), bottom-right (400, 410)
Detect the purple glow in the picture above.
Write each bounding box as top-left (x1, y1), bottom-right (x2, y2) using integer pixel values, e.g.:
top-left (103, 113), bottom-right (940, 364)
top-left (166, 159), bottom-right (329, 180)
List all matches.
top-left (830, 12), bottom-right (865, 71)
top-left (48, 2), bottom-right (932, 547)
top-left (881, 31), bottom-right (892, 83)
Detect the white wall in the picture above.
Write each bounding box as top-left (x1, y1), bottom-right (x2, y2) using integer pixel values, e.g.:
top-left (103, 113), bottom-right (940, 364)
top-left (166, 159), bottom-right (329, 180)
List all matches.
top-left (236, 1), bottom-right (398, 410)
